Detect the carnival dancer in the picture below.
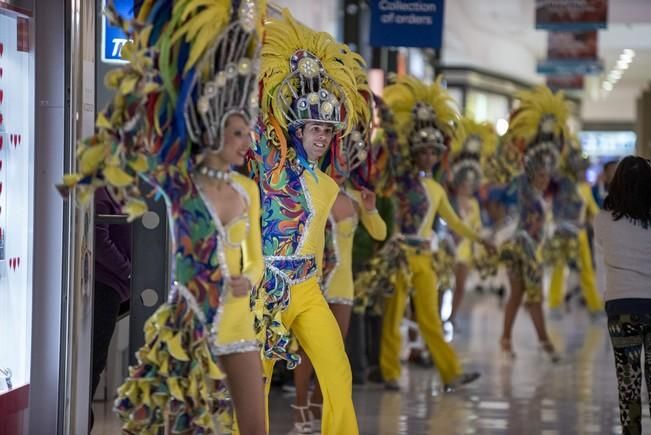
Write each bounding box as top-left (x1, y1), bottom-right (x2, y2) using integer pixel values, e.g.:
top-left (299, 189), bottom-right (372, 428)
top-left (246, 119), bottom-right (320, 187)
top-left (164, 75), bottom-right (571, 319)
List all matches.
top-left (447, 118), bottom-right (497, 325)
top-left (60, 1), bottom-right (268, 433)
top-left (363, 75), bottom-right (491, 391)
top-left (291, 49), bottom-right (387, 433)
top-left (248, 10), bottom-right (360, 435)
top-left (546, 145), bottom-right (603, 316)
top-left (498, 85), bottom-right (566, 362)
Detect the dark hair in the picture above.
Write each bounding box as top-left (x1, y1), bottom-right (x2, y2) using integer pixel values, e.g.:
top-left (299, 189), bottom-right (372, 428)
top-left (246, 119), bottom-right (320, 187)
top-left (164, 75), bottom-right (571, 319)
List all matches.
top-left (603, 155), bottom-right (651, 228)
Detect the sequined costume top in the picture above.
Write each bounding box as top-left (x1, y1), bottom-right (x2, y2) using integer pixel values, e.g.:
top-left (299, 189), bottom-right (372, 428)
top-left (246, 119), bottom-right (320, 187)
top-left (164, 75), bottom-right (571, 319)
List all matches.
top-left (452, 197), bottom-right (482, 264)
top-left (249, 124), bottom-right (339, 367)
top-left (194, 172), bottom-right (264, 287)
top-left (396, 173), bottom-right (479, 244)
top-left (499, 174), bottom-right (548, 301)
top-left (322, 187), bottom-right (387, 304)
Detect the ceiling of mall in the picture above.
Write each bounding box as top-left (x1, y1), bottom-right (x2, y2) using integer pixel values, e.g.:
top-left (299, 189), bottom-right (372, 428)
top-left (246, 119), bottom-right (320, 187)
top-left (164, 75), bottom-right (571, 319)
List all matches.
top-left (458, 0), bottom-right (651, 95)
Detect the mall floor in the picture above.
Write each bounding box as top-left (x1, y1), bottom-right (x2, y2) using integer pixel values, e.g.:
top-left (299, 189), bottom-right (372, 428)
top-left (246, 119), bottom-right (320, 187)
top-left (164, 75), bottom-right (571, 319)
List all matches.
top-left (91, 292), bottom-right (644, 435)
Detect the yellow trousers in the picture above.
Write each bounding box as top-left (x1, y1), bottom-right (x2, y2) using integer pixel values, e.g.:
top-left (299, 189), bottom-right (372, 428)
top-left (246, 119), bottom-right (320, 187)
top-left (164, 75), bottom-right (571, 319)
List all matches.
top-left (548, 229), bottom-right (603, 312)
top-left (380, 252), bottom-right (462, 385)
top-left (262, 277), bottom-right (358, 435)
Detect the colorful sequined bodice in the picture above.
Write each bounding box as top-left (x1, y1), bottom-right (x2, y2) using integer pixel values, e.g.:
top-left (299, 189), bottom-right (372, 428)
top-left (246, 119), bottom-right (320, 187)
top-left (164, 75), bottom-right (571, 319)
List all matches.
top-left (510, 174), bottom-right (547, 243)
top-left (396, 174), bottom-right (432, 237)
top-left (152, 167), bottom-right (224, 319)
top-left (259, 163), bottom-right (311, 257)
top-left (553, 176), bottom-right (584, 226)
top-left (251, 125), bottom-right (338, 262)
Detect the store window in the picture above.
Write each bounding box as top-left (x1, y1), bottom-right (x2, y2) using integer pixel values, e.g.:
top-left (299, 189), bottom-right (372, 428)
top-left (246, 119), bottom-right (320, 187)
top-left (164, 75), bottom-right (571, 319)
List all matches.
top-left (579, 130), bottom-right (636, 183)
top-left (465, 90), bottom-right (509, 125)
top-left (0, 10), bottom-right (34, 397)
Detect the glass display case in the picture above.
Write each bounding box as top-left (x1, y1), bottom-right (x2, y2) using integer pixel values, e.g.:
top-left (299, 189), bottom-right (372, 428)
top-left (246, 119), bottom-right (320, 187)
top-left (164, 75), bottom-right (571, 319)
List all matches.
top-left (0, 2), bottom-right (34, 415)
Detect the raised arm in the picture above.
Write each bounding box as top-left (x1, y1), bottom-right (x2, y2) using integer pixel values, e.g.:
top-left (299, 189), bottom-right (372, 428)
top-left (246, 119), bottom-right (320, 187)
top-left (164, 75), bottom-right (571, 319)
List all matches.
top-left (436, 185), bottom-right (481, 242)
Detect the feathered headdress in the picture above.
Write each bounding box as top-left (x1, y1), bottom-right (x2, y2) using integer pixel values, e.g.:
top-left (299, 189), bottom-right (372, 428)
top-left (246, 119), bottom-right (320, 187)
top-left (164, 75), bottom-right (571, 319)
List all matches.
top-left (508, 85), bottom-right (569, 173)
top-left (59, 0), bottom-right (265, 220)
top-left (259, 9), bottom-right (359, 165)
top-left (448, 117), bottom-right (497, 188)
top-left (183, 0), bottom-right (264, 151)
top-left (382, 75), bottom-right (459, 152)
top-left (322, 44), bottom-right (374, 181)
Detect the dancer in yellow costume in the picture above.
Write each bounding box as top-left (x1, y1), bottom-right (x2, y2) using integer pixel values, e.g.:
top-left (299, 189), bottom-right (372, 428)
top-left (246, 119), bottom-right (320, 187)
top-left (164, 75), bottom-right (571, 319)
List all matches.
top-left (292, 50), bottom-right (387, 432)
top-left (546, 145), bottom-right (603, 315)
top-left (498, 86), bottom-right (566, 362)
top-left (249, 10), bottom-right (359, 435)
top-left (373, 76), bottom-right (491, 391)
top-left (61, 1), bottom-right (269, 433)
top-left (447, 118), bottom-right (497, 324)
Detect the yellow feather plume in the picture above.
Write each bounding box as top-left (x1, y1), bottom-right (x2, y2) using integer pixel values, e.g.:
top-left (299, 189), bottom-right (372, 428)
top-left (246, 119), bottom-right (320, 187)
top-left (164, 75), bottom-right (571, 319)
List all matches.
top-left (259, 9), bottom-right (359, 135)
top-left (450, 117), bottom-right (497, 161)
top-left (337, 44), bottom-right (371, 131)
top-left (508, 85), bottom-right (569, 145)
top-left (383, 75), bottom-right (459, 145)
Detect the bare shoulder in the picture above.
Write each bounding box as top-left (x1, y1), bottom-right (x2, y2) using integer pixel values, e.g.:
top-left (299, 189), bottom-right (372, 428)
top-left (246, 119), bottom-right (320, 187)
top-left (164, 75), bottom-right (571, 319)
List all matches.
top-left (232, 172), bottom-right (260, 201)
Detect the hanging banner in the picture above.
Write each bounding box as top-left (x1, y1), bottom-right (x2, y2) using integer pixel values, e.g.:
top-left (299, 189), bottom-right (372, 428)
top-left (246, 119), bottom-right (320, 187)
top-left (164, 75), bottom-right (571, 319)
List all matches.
top-left (546, 75), bottom-right (584, 91)
top-left (535, 0), bottom-right (608, 31)
top-left (370, 0), bottom-right (445, 49)
top-left (101, 0), bottom-right (134, 64)
top-left (537, 31), bottom-right (603, 75)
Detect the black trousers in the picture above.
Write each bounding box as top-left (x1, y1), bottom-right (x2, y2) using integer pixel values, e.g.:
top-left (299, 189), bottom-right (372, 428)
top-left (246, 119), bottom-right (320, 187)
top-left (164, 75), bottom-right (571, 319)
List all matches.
top-left (346, 310), bottom-right (382, 382)
top-left (91, 281), bottom-right (123, 399)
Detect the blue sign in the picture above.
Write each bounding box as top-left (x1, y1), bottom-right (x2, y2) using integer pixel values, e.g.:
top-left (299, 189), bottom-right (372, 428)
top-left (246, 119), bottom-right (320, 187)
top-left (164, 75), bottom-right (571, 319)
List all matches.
top-left (101, 0), bottom-right (134, 64)
top-left (370, 0), bottom-right (445, 49)
top-left (536, 59), bottom-right (604, 75)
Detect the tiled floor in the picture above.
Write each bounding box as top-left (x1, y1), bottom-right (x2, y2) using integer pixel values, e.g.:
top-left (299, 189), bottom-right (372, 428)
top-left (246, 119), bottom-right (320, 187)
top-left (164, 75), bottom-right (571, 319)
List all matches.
top-left (92, 293), bottom-right (649, 434)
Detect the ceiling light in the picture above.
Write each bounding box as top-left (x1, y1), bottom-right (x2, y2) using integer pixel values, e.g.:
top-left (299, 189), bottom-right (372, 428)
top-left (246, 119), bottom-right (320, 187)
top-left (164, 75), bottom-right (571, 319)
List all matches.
top-left (602, 81), bottom-right (613, 91)
top-left (609, 70), bottom-right (622, 80)
top-left (496, 118), bottom-right (509, 136)
top-left (623, 49), bottom-right (635, 58)
top-left (616, 60), bottom-right (629, 70)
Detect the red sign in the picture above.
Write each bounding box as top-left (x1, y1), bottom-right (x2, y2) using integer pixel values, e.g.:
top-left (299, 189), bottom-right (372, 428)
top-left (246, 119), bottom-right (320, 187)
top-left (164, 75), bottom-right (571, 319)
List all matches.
top-left (536, 0), bottom-right (608, 30)
top-left (546, 75), bottom-right (584, 91)
top-left (547, 31), bottom-right (598, 60)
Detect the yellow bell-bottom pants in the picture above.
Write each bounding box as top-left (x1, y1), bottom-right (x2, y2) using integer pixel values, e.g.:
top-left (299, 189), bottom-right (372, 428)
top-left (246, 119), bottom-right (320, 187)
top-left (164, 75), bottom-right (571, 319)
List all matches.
top-left (262, 276), bottom-right (359, 435)
top-left (548, 229), bottom-right (603, 312)
top-left (380, 252), bottom-right (462, 385)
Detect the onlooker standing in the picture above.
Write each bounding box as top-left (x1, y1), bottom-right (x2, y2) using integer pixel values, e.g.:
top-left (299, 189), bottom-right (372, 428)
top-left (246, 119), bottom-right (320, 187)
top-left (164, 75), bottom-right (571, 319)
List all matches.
top-left (594, 156), bottom-right (651, 435)
top-left (90, 187), bottom-right (131, 430)
top-left (592, 159), bottom-right (618, 208)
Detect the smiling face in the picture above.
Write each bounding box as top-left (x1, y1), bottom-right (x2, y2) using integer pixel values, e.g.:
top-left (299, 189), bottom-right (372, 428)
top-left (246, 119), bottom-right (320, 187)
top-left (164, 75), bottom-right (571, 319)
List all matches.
top-left (297, 122), bottom-right (335, 161)
top-left (215, 113), bottom-right (251, 167)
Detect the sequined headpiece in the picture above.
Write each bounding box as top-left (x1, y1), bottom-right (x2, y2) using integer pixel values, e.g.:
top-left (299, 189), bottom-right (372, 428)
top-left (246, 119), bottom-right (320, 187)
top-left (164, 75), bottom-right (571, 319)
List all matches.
top-left (330, 45), bottom-right (373, 178)
top-left (508, 85), bottom-right (569, 174)
top-left (383, 75), bottom-right (459, 154)
top-left (260, 10), bottom-right (358, 137)
top-left (449, 117), bottom-right (497, 189)
top-left (184, 0), bottom-right (262, 152)
top-left (59, 0), bottom-right (266, 220)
